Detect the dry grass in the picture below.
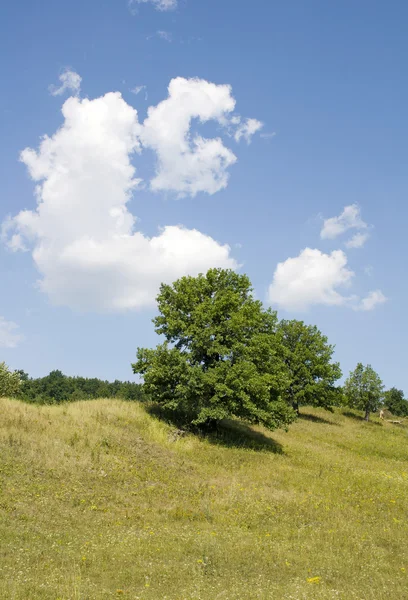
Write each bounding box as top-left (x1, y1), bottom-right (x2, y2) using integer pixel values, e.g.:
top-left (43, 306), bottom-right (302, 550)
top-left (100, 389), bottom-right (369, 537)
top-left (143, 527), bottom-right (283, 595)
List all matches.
top-left (0, 398), bottom-right (407, 599)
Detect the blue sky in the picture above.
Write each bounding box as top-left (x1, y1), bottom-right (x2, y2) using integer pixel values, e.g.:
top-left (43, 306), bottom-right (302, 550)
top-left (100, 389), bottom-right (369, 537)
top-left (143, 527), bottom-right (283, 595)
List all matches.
top-left (0, 0), bottom-right (407, 390)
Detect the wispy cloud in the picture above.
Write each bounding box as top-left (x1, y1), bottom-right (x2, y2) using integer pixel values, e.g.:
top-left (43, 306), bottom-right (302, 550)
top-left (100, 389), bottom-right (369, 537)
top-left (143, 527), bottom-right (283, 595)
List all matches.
top-left (260, 132), bottom-right (277, 140)
top-left (321, 204), bottom-right (370, 249)
top-left (128, 0), bottom-right (177, 14)
top-left (0, 317), bottom-right (23, 348)
top-left (156, 30), bottom-right (172, 42)
top-left (49, 68), bottom-right (81, 97)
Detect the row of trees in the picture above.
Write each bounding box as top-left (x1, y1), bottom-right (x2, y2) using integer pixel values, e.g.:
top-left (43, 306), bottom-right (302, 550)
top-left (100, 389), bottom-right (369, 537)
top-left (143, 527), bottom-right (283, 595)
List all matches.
top-left (0, 365), bottom-right (145, 404)
top-left (133, 269), bottom-right (406, 429)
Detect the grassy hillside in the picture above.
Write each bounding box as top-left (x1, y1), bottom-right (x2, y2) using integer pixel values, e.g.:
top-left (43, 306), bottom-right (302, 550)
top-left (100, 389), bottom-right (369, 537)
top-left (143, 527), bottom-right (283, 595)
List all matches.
top-left (0, 399), bottom-right (407, 600)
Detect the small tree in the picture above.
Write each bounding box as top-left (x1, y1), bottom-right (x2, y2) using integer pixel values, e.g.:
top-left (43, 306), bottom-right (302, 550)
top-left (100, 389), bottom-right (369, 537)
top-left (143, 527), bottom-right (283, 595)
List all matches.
top-left (276, 320), bottom-right (342, 412)
top-left (133, 269), bottom-right (296, 431)
top-left (0, 362), bottom-right (21, 397)
top-left (344, 363), bottom-right (384, 421)
top-left (384, 388), bottom-right (408, 418)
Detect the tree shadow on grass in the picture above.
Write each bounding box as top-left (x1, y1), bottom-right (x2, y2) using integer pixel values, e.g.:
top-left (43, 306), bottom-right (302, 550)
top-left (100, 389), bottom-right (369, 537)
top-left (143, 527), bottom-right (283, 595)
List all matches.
top-left (298, 411), bottom-right (339, 426)
top-left (203, 419), bottom-right (284, 454)
top-left (145, 404), bottom-right (283, 454)
top-left (342, 411), bottom-right (382, 426)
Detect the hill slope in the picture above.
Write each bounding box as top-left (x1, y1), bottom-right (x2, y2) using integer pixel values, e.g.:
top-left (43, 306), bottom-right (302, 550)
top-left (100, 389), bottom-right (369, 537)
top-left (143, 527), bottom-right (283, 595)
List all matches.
top-left (0, 398), bottom-right (407, 599)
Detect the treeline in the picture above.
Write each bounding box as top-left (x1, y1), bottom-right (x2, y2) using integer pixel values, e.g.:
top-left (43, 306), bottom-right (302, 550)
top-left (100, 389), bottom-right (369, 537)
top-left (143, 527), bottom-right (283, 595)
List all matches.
top-left (14, 369), bottom-right (146, 404)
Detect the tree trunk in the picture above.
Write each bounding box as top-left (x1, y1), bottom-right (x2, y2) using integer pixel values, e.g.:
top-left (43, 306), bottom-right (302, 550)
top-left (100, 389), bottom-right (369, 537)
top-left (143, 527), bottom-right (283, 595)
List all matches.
top-left (364, 407), bottom-right (370, 422)
top-left (292, 400), bottom-right (299, 415)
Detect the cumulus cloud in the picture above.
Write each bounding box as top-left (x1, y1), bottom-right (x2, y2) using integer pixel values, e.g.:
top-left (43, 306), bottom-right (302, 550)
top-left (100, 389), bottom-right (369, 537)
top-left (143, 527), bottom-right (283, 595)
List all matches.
top-left (141, 77), bottom-right (238, 196)
top-left (129, 0), bottom-right (177, 12)
top-left (0, 317), bottom-right (23, 348)
top-left (234, 118), bottom-right (263, 143)
top-left (3, 78), bottom-right (251, 311)
top-left (49, 69), bottom-right (82, 97)
top-left (268, 248), bottom-right (386, 312)
top-left (268, 248), bottom-right (354, 311)
top-left (321, 204), bottom-right (370, 248)
top-left (358, 290), bottom-right (387, 311)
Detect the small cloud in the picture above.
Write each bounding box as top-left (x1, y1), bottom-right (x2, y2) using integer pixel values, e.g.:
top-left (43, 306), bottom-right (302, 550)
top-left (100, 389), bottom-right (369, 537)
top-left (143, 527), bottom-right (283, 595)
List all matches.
top-left (268, 247), bottom-right (387, 313)
top-left (0, 317), bottom-right (23, 348)
top-left (268, 248), bottom-right (355, 311)
top-left (234, 118), bottom-right (263, 143)
top-left (260, 132), bottom-right (277, 140)
top-left (364, 265), bottom-right (374, 277)
top-left (345, 232), bottom-right (370, 249)
top-left (131, 85), bottom-right (146, 96)
top-left (129, 0), bottom-right (177, 13)
top-left (156, 30), bottom-right (172, 42)
top-left (357, 290), bottom-right (387, 311)
top-left (49, 68), bottom-right (82, 97)
top-left (321, 204), bottom-right (370, 248)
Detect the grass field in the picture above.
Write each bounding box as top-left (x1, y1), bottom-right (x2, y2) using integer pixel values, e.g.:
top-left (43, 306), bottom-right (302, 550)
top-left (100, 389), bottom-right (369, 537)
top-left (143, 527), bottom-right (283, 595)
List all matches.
top-left (0, 398), bottom-right (407, 599)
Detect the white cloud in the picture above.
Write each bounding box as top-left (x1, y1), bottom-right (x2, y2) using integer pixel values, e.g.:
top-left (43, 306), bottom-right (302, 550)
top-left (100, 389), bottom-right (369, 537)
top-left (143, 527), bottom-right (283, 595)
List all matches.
top-left (358, 290), bottom-right (387, 311)
top-left (234, 118), bottom-right (263, 143)
top-left (156, 30), bottom-right (172, 42)
top-left (3, 81), bottom-right (244, 312)
top-left (49, 69), bottom-right (82, 97)
top-left (141, 77), bottom-right (238, 196)
top-left (131, 85), bottom-right (146, 96)
top-left (268, 247), bottom-right (387, 313)
top-left (129, 0), bottom-right (177, 12)
top-left (345, 232), bottom-right (370, 249)
top-left (321, 204), bottom-right (370, 248)
top-left (260, 132), bottom-right (276, 140)
top-left (0, 317), bottom-right (23, 348)
top-left (268, 248), bottom-right (355, 311)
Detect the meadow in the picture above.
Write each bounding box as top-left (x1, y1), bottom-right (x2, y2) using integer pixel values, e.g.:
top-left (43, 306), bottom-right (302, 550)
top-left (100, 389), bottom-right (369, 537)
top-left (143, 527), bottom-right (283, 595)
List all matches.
top-left (0, 398), bottom-right (407, 599)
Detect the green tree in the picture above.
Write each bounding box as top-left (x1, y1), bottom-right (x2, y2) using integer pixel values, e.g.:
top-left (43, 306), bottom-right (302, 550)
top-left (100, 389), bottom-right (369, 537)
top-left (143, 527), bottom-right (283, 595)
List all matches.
top-left (276, 320), bottom-right (342, 412)
top-left (344, 363), bottom-right (384, 421)
top-left (384, 387), bottom-right (408, 417)
top-left (133, 269), bottom-right (296, 430)
top-left (0, 362), bottom-right (21, 397)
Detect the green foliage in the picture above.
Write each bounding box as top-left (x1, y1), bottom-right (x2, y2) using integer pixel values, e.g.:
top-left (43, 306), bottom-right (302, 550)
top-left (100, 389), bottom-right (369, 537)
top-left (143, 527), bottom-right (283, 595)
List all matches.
top-left (133, 269), bottom-right (296, 430)
top-left (344, 363), bottom-right (384, 421)
top-left (384, 387), bottom-right (408, 417)
top-left (276, 320), bottom-right (342, 411)
top-left (0, 362), bottom-right (21, 397)
top-left (18, 371), bottom-right (145, 404)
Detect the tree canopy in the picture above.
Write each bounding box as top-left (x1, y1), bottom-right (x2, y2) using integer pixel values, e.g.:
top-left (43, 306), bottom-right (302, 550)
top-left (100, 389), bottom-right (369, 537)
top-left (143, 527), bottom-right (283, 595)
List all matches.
top-left (344, 363), bottom-right (384, 421)
top-left (384, 387), bottom-right (408, 417)
top-left (133, 269), bottom-right (296, 430)
top-left (0, 362), bottom-right (21, 397)
top-left (277, 320), bottom-right (342, 412)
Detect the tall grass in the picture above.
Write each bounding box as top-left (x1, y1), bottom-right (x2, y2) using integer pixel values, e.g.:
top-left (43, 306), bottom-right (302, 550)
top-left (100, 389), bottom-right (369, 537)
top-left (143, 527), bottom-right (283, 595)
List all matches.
top-left (0, 398), bottom-right (407, 599)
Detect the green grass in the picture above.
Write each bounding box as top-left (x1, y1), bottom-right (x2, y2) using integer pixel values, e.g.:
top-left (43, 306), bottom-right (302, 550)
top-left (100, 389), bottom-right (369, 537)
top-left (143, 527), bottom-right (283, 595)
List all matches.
top-left (0, 398), bottom-right (407, 599)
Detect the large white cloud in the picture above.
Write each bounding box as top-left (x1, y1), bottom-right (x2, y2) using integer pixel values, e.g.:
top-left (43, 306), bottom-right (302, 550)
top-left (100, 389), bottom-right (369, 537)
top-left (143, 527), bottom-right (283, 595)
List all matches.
top-left (0, 317), bottom-right (23, 348)
top-left (321, 204), bottom-right (370, 248)
top-left (268, 248), bottom-right (386, 312)
top-left (3, 78), bottom-right (253, 311)
top-left (141, 77), bottom-right (238, 196)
